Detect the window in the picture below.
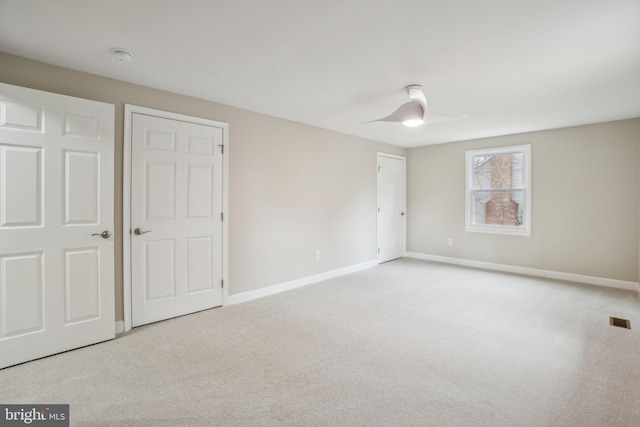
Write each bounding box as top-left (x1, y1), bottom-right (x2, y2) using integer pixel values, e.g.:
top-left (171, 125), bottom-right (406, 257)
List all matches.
top-left (465, 144), bottom-right (531, 236)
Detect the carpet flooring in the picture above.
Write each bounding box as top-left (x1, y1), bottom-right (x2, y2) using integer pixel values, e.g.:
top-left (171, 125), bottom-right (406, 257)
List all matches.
top-left (1, 258), bottom-right (639, 426)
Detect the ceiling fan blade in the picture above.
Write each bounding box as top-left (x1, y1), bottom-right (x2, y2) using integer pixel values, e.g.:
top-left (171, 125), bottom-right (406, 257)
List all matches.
top-left (363, 101), bottom-right (424, 124)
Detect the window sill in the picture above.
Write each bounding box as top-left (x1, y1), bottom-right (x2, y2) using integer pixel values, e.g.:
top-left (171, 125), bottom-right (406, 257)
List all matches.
top-left (465, 226), bottom-right (532, 237)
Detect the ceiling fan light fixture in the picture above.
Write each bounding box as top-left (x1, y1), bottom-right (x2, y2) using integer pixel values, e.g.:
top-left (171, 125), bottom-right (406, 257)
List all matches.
top-left (400, 100), bottom-right (425, 127)
top-left (364, 84), bottom-right (465, 128)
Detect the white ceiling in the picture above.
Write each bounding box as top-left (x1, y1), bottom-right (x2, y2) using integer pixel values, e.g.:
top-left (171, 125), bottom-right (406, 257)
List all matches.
top-left (1, 0), bottom-right (639, 148)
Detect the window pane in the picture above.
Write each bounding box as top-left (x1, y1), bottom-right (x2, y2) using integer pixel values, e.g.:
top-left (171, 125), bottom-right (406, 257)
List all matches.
top-left (472, 152), bottom-right (524, 190)
top-left (472, 190), bottom-right (524, 226)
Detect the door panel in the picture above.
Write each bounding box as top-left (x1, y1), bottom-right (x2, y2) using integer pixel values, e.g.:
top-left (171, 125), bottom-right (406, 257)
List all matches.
top-left (64, 151), bottom-right (99, 224)
top-left (64, 247), bottom-right (100, 324)
top-left (187, 237), bottom-right (213, 293)
top-left (0, 82), bottom-right (115, 369)
top-left (144, 239), bottom-right (176, 301)
top-left (377, 154), bottom-right (406, 263)
top-left (0, 252), bottom-right (43, 338)
top-left (131, 113), bottom-right (223, 327)
top-left (0, 145), bottom-right (42, 227)
top-left (187, 165), bottom-right (213, 218)
top-left (145, 160), bottom-right (176, 220)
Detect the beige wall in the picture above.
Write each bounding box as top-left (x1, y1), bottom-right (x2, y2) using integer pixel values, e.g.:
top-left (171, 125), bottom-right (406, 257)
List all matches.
top-left (407, 119), bottom-right (640, 282)
top-left (0, 52), bottom-right (406, 321)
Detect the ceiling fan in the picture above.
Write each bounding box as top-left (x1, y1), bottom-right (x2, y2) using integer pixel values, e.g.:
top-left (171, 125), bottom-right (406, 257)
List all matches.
top-left (365, 85), bottom-right (461, 127)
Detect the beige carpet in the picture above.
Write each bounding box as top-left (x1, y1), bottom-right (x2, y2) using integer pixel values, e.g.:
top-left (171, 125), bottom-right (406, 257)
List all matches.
top-left (1, 258), bottom-right (640, 426)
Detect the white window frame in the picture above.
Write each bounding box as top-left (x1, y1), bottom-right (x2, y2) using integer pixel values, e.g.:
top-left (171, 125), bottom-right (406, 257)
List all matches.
top-left (465, 144), bottom-right (532, 236)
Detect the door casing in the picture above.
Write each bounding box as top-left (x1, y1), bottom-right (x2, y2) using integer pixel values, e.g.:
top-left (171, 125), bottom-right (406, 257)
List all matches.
top-left (123, 105), bottom-right (229, 332)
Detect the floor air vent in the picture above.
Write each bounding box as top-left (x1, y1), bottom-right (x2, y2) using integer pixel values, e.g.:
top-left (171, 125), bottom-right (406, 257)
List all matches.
top-left (609, 317), bottom-right (631, 329)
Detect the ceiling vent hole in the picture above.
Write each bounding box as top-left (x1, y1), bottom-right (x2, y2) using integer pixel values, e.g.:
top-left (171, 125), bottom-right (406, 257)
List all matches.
top-left (609, 317), bottom-right (631, 329)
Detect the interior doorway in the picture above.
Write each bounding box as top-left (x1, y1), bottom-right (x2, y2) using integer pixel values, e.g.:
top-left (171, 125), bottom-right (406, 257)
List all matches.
top-left (377, 153), bottom-right (406, 263)
top-left (123, 105), bottom-right (229, 330)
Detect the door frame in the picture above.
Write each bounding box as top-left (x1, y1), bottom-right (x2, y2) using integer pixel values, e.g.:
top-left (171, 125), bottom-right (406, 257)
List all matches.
top-left (122, 104), bottom-right (229, 333)
top-left (376, 152), bottom-right (406, 263)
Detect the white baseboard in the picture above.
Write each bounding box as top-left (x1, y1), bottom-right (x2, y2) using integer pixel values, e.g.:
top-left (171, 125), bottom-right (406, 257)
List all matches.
top-left (228, 260), bottom-right (379, 305)
top-left (405, 252), bottom-right (639, 293)
top-left (115, 320), bottom-right (125, 335)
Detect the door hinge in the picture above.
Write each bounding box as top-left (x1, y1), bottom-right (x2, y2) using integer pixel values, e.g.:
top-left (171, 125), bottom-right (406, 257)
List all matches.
top-left (221, 279), bottom-right (224, 288)
top-left (219, 144), bottom-right (224, 154)
top-left (377, 166), bottom-right (382, 172)
top-left (221, 212), bottom-right (224, 221)
top-left (378, 248), bottom-right (380, 253)
top-left (377, 207), bottom-right (380, 213)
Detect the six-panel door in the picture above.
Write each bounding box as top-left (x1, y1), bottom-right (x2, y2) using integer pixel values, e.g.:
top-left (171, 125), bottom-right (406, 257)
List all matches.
top-left (130, 113), bottom-right (223, 327)
top-left (0, 82), bottom-right (115, 369)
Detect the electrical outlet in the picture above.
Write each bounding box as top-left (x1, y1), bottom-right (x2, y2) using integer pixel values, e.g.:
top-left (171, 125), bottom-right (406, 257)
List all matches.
top-left (315, 249), bottom-right (320, 259)
top-left (447, 239), bottom-right (453, 246)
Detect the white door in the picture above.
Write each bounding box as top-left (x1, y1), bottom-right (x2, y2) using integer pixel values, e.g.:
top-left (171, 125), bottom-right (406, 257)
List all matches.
top-left (130, 112), bottom-right (224, 327)
top-left (0, 83), bottom-right (115, 369)
top-left (377, 153), bottom-right (405, 263)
